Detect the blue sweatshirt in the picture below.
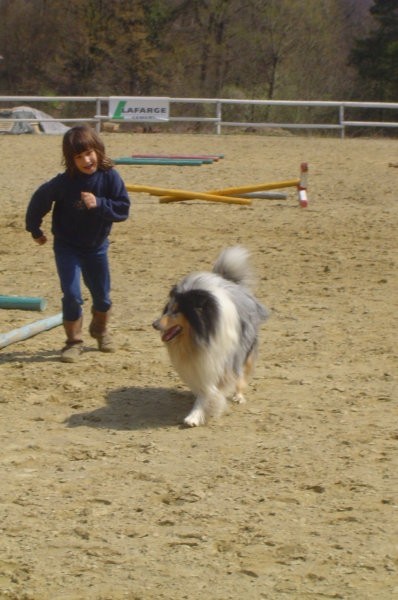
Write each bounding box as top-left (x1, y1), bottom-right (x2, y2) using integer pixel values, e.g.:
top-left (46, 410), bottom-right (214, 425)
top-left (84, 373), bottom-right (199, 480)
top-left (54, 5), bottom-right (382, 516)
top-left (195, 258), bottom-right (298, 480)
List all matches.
top-left (26, 168), bottom-right (130, 249)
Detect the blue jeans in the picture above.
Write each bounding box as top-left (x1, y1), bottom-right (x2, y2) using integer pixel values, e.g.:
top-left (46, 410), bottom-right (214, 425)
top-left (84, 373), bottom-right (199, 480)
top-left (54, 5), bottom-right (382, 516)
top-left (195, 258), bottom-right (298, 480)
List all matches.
top-left (54, 238), bottom-right (111, 321)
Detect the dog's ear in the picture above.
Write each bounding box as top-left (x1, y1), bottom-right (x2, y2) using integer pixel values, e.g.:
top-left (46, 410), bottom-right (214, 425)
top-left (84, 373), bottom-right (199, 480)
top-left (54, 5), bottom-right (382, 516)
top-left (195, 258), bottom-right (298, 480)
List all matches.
top-left (178, 289), bottom-right (214, 311)
top-left (191, 289), bottom-right (212, 310)
top-left (176, 289), bottom-right (218, 342)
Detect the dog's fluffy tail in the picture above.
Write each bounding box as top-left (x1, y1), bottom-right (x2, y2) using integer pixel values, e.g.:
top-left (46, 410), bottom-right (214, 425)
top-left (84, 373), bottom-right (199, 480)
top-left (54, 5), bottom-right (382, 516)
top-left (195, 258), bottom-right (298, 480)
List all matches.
top-left (212, 246), bottom-right (253, 288)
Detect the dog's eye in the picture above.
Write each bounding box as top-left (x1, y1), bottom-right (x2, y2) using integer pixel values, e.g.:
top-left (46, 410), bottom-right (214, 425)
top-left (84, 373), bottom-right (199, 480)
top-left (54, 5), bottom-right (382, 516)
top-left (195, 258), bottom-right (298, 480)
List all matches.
top-left (169, 303), bottom-right (180, 316)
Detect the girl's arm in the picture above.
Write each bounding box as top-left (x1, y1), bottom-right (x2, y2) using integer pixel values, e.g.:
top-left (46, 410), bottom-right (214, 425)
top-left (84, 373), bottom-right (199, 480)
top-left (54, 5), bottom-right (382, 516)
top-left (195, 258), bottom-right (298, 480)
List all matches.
top-left (25, 180), bottom-right (56, 239)
top-left (94, 170), bottom-right (130, 222)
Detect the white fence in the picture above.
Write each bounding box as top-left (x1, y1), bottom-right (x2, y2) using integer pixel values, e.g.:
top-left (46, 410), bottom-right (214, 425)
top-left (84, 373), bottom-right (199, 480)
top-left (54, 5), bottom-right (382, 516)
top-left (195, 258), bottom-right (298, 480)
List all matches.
top-left (1, 95), bottom-right (398, 137)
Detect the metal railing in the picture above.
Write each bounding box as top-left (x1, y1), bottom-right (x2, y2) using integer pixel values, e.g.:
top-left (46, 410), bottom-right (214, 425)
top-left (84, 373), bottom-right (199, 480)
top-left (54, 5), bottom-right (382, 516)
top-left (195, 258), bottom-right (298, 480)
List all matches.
top-left (1, 96), bottom-right (398, 137)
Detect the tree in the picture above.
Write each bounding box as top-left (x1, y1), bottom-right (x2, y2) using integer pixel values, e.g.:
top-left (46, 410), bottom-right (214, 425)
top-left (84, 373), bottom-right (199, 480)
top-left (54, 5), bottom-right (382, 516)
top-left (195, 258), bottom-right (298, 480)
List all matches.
top-left (350, 0), bottom-right (398, 100)
top-left (52, 0), bottom-right (161, 95)
top-left (0, 0), bottom-right (161, 96)
top-left (149, 0), bottom-right (246, 98)
top-left (0, 0), bottom-right (64, 94)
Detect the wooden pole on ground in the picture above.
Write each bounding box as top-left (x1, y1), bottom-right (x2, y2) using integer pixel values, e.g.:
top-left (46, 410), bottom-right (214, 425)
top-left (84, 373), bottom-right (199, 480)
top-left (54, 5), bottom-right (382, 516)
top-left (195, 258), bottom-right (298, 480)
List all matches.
top-left (131, 154), bottom-right (223, 161)
top-left (125, 184), bottom-right (252, 205)
top-left (157, 179), bottom-right (300, 203)
top-left (114, 157), bottom-right (207, 166)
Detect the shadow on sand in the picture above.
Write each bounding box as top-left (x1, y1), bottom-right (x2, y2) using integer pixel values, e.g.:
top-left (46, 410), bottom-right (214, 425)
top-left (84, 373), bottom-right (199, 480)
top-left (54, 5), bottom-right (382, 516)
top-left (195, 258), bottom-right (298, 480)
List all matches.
top-left (65, 386), bottom-right (194, 430)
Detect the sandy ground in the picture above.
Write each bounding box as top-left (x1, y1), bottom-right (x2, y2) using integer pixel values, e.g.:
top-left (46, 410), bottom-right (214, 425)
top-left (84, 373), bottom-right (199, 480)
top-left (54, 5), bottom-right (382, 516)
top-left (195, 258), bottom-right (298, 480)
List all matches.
top-left (0, 131), bottom-right (397, 600)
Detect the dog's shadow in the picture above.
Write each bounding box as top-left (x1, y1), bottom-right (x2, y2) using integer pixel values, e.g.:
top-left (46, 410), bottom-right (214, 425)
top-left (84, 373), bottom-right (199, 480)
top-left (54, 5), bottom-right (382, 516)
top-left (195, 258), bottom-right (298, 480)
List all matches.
top-left (65, 386), bottom-right (194, 431)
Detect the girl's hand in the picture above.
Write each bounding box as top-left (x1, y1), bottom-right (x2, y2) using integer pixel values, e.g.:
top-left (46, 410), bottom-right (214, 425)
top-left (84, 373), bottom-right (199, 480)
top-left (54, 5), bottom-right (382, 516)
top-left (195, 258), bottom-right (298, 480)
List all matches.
top-left (35, 235), bottom-right (47, 245)
top-left (81, 191), bottom-right (97, 209)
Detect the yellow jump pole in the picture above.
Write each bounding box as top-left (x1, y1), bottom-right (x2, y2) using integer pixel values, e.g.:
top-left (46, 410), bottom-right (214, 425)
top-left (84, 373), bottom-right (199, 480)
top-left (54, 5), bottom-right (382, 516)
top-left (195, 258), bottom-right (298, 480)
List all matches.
top-left (125, 184), bottom-right (252, 206)
top-left (158, 179), bottom-right (300, 203)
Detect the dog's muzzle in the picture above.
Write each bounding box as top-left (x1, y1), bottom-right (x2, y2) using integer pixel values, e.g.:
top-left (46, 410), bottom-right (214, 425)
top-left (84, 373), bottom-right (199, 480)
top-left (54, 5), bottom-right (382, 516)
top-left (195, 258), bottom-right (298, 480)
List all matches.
top-left (152, 318), bottom-right (162, 331)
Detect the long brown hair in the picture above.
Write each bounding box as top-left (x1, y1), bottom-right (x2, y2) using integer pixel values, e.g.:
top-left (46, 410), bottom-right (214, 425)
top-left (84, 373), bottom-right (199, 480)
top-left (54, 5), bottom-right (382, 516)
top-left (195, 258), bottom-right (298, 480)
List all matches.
top-left (62, 125), bottom-right (114, 176)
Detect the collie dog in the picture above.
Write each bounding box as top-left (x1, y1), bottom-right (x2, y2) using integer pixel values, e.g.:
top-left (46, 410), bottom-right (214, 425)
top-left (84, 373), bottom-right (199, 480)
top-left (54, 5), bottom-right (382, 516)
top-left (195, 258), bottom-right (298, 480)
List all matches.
top-left (152, 246), bottom-right (269, 427)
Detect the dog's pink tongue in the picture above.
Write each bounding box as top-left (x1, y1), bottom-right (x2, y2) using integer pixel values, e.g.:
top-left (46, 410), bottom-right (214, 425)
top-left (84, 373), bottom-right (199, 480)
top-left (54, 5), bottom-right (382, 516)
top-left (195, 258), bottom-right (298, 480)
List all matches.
top-left (162, 325), bottom-right (181, 342)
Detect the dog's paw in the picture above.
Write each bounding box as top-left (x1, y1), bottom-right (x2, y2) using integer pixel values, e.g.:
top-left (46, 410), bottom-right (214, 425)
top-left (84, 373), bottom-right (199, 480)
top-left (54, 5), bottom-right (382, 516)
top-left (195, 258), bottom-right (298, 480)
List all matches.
top-left (232, 392), bottom-right (246, 404)
top-left (184, 408), bottom-right (206, 427)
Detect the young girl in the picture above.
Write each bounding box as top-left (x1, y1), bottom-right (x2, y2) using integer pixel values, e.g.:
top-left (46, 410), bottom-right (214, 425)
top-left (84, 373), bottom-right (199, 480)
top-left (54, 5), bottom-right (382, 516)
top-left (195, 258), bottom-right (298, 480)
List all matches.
top-left (26, 125), bottom-right (130, 363)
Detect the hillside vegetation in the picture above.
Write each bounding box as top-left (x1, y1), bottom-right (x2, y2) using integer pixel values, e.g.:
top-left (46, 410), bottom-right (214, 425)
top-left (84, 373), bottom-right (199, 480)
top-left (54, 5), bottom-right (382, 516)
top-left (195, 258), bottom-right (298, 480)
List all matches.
top-left (1, 0), bottom-right (396, 104)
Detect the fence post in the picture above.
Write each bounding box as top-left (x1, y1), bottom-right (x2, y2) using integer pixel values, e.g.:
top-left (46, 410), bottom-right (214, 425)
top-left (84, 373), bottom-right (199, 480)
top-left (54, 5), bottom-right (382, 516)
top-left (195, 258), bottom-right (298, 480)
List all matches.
top-left (339, 104), bottom-right (345, 139)
top-left (95, 98), bottom-right (102, 133)
top-left (216, 101), bottom-right (222, 135)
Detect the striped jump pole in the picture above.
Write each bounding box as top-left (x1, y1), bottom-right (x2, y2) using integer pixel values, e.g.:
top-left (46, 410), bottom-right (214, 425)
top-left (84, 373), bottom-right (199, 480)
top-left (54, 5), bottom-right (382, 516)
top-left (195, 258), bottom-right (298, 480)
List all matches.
top-left (297, 162), bottom-right (309, 207)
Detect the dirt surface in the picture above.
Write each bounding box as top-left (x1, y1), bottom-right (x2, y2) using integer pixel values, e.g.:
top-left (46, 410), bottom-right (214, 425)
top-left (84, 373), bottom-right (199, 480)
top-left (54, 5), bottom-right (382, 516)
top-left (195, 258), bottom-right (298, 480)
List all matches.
top-left (0, 131), bottom-right (397, 600)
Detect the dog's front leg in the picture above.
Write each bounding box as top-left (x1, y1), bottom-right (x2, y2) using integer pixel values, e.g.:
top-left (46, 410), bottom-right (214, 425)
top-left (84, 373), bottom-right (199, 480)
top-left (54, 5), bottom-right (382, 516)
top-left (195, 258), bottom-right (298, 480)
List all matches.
top-left (184, 387), bottom-right (227, 427)
top-left (184, 396), bottom-right (207, 427)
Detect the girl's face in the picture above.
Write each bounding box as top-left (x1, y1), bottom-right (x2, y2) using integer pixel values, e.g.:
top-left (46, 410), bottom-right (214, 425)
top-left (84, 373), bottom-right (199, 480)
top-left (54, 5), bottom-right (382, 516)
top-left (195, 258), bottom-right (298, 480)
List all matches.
top-left (73, 149), bottom-right (98, 175)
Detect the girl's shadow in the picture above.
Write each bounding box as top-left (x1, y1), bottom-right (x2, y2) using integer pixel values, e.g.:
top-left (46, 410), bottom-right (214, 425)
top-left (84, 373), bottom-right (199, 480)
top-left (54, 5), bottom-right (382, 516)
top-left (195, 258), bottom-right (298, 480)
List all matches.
top-left (65, 386), bottom-right (194, 430)
top-left (0, 349), bottom-right (60, 363)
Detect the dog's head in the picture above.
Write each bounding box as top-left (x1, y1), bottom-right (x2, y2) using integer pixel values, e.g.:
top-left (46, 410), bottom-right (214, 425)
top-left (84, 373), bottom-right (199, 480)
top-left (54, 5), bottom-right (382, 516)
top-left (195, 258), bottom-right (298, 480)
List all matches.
top-left (152, 286), bottom-right (219, 345)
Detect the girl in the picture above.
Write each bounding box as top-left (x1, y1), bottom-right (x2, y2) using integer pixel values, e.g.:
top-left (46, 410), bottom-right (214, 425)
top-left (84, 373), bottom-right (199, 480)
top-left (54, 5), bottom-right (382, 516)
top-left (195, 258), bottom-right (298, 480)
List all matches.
top-left (26, 125), bottom-right (130, 363)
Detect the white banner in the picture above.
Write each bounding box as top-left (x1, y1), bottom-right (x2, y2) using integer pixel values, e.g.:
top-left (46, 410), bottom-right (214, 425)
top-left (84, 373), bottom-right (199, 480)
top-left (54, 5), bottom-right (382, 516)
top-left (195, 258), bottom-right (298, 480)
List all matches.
top-left (109, 97), bottom-right (170, 121)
